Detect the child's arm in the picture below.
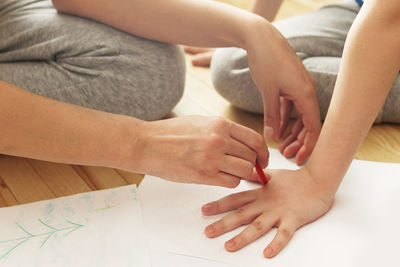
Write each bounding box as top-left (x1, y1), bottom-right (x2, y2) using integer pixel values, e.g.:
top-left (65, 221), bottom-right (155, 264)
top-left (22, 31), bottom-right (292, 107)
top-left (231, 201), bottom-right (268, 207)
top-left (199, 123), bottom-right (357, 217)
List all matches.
top-left (202, 0), bottom-right (400, 257)
top-left (305, 0), bottom-right (400, 194)
top-left (52, 0), bottom-right (321, 166)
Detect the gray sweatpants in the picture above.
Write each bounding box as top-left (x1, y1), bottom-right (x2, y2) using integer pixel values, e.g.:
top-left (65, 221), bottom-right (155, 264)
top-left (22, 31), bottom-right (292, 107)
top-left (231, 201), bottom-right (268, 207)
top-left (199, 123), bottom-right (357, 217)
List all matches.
top-left (211, 0), bottom-right (400, 123)
top-left (0, 0), bottom-right (186, 121)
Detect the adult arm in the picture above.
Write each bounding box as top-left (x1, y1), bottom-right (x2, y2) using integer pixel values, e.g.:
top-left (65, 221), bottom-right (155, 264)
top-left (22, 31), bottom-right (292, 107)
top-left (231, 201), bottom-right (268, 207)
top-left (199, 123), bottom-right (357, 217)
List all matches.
top-left (0, 81), bottom-right (268, 187)
top-left (53, 0), bottom-right (320, 165)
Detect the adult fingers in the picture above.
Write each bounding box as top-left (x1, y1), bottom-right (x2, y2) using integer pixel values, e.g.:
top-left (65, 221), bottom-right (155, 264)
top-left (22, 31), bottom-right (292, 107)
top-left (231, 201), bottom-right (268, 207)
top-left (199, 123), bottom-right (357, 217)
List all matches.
top-left (292, 88), bottom-right (321, 156)
top-left (282, 140), bottom-right (302, 159)
top-left (282, 127), bottom-right (305, 158)
top-left (225, 212), bottom-right (277, 252)
top-left (229, 123), bottom-right (269, 168)
top-left (264, 220), bottom-right (297, 258)
top-left (262, 87), bottom-right (281, 140)
top-left (279, 119), bottom-right (303, 155)
top-left (202, 190), bottom-right (257, 216)
top-left (278, 98), bottom-right (293, 139)
top-left (204, 203), bottom-right (261, 238)
top-left (191, 51), bottom-right (214, 67)
top-left (295, 145), bottom-right (309, 165)
top-left (220, 155), bottom-right (254, 180)
top-left (242, 169), bottom-right (262, 183)
top-left (226, 139), bottom-right (257, 165)
top-left (203, 172), bottom-right (241, 188)
top-left (295, 126), bottom-right (320, 165)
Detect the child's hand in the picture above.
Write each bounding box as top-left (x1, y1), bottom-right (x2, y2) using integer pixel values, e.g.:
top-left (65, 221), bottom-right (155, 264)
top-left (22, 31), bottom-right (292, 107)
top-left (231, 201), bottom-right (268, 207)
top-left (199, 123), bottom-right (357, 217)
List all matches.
top-left (201, 168), bottom-right (334, 258)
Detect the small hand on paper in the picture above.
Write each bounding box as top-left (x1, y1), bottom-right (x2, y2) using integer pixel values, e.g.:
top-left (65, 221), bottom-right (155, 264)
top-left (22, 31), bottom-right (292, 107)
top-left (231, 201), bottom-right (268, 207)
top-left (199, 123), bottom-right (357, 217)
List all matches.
top-left (135, 116), bottom-right (268, 188)
top-left (202, 168), bottom-right (334, 258)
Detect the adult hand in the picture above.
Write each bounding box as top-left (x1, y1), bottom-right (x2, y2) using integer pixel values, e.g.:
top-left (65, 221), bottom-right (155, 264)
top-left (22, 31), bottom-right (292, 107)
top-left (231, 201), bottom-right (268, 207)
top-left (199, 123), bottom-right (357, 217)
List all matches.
top-left (134, 116), bottom-right (269, 187)
top-left (245, 20), bottom-right (322, 165)
top-left (201, 167), bottom-right (334, 257)
top-left (184, 46), bottom-right (215, 67)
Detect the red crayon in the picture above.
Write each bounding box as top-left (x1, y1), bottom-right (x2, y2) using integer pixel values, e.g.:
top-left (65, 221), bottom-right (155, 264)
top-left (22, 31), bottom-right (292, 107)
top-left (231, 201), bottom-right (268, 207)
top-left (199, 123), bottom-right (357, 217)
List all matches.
top-left (255, 162), bottom-right (268, 186)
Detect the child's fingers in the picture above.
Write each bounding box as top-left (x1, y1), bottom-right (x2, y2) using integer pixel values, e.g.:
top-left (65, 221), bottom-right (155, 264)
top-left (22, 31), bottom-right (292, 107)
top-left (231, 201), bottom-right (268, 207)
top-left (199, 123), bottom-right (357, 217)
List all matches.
top-left (201, 190), bottom-right (257, 216)
top-left (263, 221), bottom-right (297, 258)
top-left (225, 213), bottom-right (277, 252)
top-left (204, 203), bottom-right (261, 238)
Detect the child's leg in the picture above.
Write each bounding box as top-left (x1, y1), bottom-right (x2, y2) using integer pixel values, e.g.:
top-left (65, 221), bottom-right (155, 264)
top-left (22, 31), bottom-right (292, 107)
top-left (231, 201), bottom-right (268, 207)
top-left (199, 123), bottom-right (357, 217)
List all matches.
top-left (211, 0), bottom-right (400, 123)
top-left (0, 0), bottom-right (185, 121)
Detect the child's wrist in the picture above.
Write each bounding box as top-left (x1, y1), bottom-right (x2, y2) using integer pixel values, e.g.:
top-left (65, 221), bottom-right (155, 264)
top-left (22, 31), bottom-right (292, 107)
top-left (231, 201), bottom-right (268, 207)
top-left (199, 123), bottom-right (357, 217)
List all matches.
top-left (303, 164), bottom-right (341, 201)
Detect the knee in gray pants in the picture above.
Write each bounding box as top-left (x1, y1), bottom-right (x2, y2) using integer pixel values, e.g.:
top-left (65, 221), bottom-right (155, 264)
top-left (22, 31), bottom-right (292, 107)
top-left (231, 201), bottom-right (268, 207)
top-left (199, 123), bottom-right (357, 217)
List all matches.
top-left (0, 0), bottom-right (186, 121)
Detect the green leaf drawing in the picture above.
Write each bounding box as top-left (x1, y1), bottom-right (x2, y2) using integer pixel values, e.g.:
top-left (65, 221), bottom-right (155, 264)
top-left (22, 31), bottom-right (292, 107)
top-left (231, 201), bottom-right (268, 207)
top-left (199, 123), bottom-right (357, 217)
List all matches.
top-left (0, 219), bottom-right (84, 260)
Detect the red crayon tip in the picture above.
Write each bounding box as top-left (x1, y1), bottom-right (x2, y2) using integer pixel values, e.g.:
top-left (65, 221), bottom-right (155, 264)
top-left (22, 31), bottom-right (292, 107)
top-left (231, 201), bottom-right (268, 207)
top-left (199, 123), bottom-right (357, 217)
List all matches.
top-left (255, 162), bottom-right (268, 186)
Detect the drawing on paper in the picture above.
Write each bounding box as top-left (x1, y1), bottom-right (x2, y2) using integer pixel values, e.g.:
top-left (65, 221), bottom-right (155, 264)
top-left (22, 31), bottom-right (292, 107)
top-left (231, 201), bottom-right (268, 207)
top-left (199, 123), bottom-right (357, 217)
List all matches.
top-left (0, 219), bottom-right (84, 260)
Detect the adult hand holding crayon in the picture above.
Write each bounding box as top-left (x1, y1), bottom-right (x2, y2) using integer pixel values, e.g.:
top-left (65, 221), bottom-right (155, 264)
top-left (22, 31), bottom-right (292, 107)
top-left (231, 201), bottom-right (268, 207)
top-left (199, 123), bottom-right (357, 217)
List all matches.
top-left (132, 115), bottom-right (269, 188)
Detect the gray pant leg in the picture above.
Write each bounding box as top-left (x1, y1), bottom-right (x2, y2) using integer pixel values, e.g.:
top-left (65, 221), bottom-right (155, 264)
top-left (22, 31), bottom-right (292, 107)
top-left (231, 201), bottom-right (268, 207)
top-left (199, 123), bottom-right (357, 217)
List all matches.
top-left (0, 0), bottom-right (185, 121)
top-left (211, 0), bottom-right (400, 123)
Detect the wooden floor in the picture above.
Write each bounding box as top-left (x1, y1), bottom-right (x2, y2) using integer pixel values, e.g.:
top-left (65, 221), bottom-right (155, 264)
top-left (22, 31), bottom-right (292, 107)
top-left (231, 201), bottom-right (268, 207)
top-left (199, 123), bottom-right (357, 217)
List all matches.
top-left (0, 0), bottom-right (399, 208)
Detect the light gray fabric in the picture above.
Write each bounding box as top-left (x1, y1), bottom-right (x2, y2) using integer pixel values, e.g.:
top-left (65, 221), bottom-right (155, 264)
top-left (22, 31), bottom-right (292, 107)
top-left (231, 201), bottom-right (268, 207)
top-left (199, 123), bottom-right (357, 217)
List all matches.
top-left (0, 0), bottom-right (186, 121)
top-left (211, 0), bottom-right (400, 123)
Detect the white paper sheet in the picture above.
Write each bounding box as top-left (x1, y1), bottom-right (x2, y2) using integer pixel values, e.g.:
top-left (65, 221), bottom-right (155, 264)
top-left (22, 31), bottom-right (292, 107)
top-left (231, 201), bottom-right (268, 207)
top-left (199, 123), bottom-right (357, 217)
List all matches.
top-left (0, 185), bottom-right (151, 267)
top-left (139, 149), bottom-right (400, 267)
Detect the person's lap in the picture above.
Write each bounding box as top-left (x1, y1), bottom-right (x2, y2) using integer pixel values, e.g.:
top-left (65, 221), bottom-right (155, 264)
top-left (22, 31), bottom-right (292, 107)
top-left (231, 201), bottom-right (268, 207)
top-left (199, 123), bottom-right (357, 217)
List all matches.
top-left (0, 0), bottom-right (186, 120)
top-left (211, 0), bottom-right (400, 123)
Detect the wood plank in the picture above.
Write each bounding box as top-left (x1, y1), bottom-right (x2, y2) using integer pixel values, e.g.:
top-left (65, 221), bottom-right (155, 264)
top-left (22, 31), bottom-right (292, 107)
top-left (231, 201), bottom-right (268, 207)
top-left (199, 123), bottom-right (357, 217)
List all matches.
top-left (28, 160), bottom-right (92, 197)
top-left (115, 170), bottom-right (145, 185)
top-left (71, 165), bottom-right (97, 191)
top-left (357, 124), bottom-right (400, 163)
top-left (78, 166), bottom-right (128, 190)
top-left (0, 194), bottom-right (7, 208)
top-left (0, 175), bottom-right (18, 207)
top-left (0, 156), bottom-right (55, 204)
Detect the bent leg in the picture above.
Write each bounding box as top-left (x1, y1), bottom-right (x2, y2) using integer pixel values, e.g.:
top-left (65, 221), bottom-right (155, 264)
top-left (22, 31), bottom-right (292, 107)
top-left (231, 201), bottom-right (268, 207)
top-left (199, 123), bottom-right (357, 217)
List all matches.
top-left (0, 0), bottom-right (185, 121)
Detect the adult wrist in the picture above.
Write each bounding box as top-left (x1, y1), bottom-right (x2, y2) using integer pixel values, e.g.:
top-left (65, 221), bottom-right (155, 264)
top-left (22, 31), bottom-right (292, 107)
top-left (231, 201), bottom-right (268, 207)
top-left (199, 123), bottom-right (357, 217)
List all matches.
top-left (106, 115), bottom-right (145, 173)
top-left (241, 15), bottom-right (275, 52)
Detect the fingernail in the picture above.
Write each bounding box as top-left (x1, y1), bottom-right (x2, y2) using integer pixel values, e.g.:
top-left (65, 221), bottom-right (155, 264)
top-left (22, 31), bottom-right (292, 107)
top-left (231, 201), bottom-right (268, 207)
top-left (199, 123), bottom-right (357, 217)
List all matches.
top-left (264, 126), bottom-right (274, 139)
top-left (202, 204), bottom-right (212, 213)
top-left (226, 239), bottom-right (236, 248)
top-left (206, 225), bottom-right (215, 233)
top-left (265, 247), bottom-right (273, 257)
